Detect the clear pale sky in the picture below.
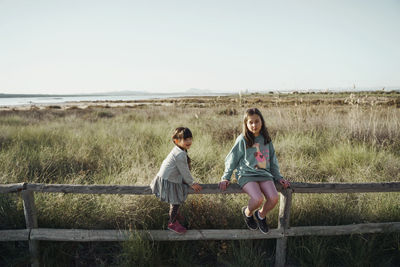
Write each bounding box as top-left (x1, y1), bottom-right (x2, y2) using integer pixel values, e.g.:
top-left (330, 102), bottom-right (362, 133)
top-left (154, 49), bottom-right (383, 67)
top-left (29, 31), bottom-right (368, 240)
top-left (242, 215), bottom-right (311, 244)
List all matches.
top-left (1, 0), bottom-right (399, 94)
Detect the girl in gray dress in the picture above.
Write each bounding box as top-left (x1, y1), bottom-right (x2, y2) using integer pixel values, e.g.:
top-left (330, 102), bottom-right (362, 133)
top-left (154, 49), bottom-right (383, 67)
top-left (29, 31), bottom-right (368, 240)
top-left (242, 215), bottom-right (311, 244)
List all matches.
top-left (150, 127), bottom-right (202, 234)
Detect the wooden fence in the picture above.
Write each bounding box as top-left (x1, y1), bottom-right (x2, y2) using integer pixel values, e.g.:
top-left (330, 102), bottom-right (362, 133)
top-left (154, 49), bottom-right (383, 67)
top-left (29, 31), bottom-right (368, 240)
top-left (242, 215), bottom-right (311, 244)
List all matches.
top-left (1, 182), bottom-right (400, 267)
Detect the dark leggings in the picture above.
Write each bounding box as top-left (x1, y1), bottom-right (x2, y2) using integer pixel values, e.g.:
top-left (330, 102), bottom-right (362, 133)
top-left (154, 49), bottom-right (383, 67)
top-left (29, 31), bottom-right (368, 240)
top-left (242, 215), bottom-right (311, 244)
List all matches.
top-left (169, 204), bottom-right (180, 223)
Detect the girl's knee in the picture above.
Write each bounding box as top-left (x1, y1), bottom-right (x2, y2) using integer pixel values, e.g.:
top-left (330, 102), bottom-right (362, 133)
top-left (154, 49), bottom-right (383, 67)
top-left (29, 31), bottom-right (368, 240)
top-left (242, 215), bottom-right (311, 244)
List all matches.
top-left (251, 195), bottom-right (264, 206)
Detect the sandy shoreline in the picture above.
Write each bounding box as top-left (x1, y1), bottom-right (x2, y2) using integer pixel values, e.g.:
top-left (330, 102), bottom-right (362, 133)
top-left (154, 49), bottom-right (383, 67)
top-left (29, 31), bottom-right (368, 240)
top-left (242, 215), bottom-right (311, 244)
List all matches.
top-left (0, 93), bottom-right (235, 111)
top-left (1, 92), bottom-right (399, 111)
top-left (0, 97), bottom-right (194, 111)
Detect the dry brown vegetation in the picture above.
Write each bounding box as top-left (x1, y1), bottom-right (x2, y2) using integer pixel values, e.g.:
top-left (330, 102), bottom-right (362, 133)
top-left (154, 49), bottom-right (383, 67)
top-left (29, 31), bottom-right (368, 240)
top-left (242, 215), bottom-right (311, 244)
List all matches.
top-left (0, 91), bottom-right (399, 266)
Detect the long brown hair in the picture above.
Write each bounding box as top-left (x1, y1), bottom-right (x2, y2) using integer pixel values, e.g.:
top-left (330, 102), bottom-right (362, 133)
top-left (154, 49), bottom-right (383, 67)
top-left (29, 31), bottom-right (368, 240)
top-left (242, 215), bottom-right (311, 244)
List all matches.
top-left (172, 127), bottom-right (192, 170)
top-left (243, 108), bottom-right (271, 148)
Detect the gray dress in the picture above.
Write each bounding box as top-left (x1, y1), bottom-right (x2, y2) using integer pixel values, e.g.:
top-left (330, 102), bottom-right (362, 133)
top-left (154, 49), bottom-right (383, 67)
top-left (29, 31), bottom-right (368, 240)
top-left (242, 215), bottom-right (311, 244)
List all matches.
top-left (150, 146), bottom-right (194, 205)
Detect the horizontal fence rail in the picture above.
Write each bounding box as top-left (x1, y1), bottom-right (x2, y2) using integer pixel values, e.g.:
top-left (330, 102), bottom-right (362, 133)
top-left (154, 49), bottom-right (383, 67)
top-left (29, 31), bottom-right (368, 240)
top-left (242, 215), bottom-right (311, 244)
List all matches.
top-left (1, 182), bottom-right (400, 267)
top-left (2, 222), bottom-right (400, 242)
top-left (0, 182), bottom-right (25, 193)
top-left (2, 182), bottom-right (400, 194)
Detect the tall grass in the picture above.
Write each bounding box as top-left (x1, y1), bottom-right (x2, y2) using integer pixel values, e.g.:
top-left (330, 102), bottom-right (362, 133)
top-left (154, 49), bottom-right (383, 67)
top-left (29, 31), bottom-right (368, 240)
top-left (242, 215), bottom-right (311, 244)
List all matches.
top-left (0, 95), bottom-right (399, 265)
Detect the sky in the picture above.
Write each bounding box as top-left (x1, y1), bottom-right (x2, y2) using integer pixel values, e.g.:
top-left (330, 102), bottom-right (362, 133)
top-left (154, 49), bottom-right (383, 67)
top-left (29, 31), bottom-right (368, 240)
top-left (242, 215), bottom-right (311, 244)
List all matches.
top-left (0, 0), bottom-right (399, 95)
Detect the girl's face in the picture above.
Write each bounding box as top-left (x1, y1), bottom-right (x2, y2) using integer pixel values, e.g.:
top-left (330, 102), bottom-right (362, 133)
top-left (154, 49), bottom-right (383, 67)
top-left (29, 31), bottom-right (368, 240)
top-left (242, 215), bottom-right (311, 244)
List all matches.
top-left (175, 137), bottom-right (193, 150)
top-left (246, 114), bottom-right (262, 136)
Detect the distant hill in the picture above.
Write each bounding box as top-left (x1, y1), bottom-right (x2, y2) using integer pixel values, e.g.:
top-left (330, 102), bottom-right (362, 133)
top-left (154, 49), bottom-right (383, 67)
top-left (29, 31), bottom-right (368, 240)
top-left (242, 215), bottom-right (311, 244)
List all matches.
top-left (97, 90), bottom-right (151, 96)
top-left (183, 88), bottom-right (214, 95)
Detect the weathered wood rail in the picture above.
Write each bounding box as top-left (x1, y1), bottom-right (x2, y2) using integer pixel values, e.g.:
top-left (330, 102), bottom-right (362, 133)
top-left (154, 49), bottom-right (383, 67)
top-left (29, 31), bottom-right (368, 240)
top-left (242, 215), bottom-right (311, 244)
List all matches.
top-left (1, 182), bottom-right (400, 267)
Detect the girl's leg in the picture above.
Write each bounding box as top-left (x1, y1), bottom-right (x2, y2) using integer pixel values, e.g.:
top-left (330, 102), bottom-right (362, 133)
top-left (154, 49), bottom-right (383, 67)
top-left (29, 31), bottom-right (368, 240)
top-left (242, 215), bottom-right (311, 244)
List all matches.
top-left (168, 204), bottom-right (187, 234)
top-left (258, 180), bottom-right (279, 218)
top-left (169, 204), bottom-right (180, 223)
top-left (242, 182), bottom-right (265, 216)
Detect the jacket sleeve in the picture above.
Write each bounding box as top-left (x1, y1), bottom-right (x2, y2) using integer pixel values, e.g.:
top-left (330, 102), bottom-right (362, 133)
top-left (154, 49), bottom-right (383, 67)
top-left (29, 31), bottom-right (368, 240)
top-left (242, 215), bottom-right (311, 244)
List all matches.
top-left (221, 136), bottom-right (245, 181)
top-left (175, 152), bottom-right (195, 185)
top-left (269, 142), bottom-right (283, 181)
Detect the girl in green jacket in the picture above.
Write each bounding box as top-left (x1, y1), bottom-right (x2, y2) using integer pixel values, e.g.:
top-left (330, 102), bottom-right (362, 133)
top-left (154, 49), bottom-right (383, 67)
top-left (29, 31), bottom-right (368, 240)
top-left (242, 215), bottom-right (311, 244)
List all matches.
top-left (219, 108), bottom-right (290, 234)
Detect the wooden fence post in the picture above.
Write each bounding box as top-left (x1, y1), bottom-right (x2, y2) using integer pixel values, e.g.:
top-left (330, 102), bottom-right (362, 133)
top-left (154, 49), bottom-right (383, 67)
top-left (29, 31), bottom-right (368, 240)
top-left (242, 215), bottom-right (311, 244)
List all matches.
top-left (275, 188), bottom-right (293, 267)
top-left (22, 190), bottom-right (39, 267)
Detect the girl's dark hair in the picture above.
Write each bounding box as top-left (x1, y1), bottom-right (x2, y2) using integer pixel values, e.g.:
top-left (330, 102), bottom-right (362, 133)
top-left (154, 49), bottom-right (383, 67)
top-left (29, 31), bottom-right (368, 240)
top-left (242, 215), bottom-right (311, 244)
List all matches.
top-left (172, 127), bottom-right (192, 170)
top-left (172, 127), bottom-right (193, 140)
top-left (243, 108), bottom-right (271, 148)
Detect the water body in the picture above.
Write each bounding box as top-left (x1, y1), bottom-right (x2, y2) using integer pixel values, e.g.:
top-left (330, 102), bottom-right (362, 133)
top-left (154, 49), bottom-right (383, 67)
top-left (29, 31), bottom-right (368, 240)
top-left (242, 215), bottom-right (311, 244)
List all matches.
top-left (0, 93), bottom-right (227, 107)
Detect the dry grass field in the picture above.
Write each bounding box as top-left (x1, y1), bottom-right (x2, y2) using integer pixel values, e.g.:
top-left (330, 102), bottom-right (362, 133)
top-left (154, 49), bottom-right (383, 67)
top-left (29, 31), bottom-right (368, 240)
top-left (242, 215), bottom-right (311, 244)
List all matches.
top-left (1, 91), bottom-right (399, 266)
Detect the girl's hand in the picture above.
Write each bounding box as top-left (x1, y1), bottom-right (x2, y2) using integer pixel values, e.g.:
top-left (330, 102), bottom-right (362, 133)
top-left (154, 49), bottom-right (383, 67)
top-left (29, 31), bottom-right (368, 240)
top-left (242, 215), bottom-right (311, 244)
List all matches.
top-left (191, 183), bottom-right (202, 192)
top-left (279, 178), bottom-right (291, 189)
top-left (218, 180), bottom-right (230, 191)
